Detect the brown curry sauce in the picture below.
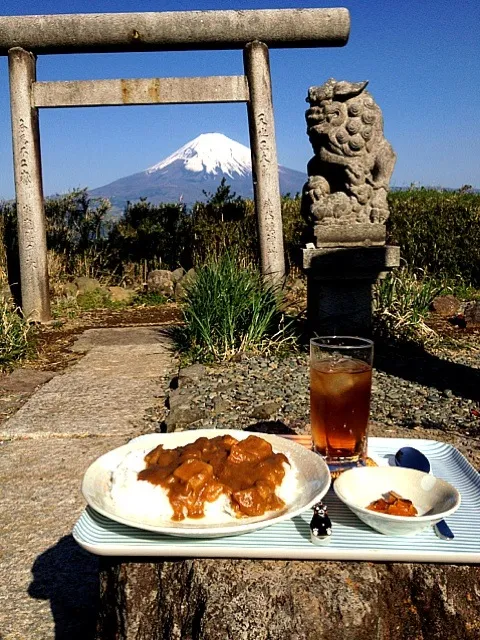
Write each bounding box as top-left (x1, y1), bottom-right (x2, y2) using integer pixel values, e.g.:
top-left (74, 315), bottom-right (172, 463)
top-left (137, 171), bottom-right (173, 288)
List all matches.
top-left (138, 434), bottom-right (290, 521)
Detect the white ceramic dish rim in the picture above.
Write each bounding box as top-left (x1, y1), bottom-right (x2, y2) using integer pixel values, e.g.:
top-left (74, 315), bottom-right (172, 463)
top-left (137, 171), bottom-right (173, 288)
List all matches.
top-left (333, 466), bottom-right (461, 523)
top-left (81, 428), bottom-right (331, 538)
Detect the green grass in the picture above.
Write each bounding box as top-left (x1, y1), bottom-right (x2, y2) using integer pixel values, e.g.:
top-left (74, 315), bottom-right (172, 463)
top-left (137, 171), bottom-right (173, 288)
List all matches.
top-left (76, 288), bottom-right (115, 310)
top-left (174, 252), bottom-right (295, 362)
top-left (51, 296), bottom-right (81, 320)
top-left (52, 287), bottom-right (141, 320)
top-left (387, 189), bottom-right (480, 286)
top-left (373, 266), bottom-right (447, 345)
top-left (443, 280), bottom-right (480, 302)
top-left (132, 291), bottom-right (167, 306)
top-left (0, 300), bottom-right (33, 368)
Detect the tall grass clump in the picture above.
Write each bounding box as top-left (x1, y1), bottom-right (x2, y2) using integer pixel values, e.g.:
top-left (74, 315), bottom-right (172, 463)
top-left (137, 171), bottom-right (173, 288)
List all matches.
top-left (176, 252), bottom-right (291, 362)
top-left (0, 300), bottom-right (32, 367)
top-left (373, 266), bottom-right (447, 345)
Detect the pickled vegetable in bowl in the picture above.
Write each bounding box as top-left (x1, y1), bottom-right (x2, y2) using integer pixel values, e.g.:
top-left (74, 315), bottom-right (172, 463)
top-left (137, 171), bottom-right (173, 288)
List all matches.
top-left (366, 490), bottom-right (418, 517)
top-left (333, 466), bottom-right (461, 536)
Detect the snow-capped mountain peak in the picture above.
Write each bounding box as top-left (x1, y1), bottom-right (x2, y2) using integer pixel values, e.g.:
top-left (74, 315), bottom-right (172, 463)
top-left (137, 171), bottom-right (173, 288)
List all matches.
top-left (146, 132), bottom-right (252, 178)
top-left (89, 133), bottom-right (306, 211)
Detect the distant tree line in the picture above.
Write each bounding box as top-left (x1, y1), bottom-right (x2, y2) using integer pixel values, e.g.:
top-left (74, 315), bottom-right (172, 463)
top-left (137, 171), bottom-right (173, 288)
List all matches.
top-left (1, 181), bottom-right (480, 292)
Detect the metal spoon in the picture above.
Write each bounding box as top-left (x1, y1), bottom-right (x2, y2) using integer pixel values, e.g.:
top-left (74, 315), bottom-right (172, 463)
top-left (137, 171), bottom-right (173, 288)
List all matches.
top-left (394, 446), bottom-right (454, 540)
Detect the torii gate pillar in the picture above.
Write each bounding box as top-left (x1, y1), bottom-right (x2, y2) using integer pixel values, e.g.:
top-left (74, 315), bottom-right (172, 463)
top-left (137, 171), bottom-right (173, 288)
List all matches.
top-left (9, 47), bottom-right (51, 322)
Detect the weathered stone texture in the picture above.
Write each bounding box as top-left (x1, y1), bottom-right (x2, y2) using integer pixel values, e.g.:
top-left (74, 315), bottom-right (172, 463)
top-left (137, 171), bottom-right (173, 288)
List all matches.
top-left (97, 559), bottom-right (480, 640)
top-left (8, 47), bottom-right (51, 322)
top-left (431, 295), bottom-right (462, 317)
top-left (244, 40), bottom-right (285, 287)
top-left (0, 9), bottom-right (351, 55)
top-left (301, 80), bottom-right (399, 336)
top-left (301, 78), bottom-right (396, 247)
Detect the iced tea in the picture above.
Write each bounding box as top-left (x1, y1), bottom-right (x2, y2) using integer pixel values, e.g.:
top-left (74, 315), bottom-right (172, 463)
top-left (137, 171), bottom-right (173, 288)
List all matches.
top-left (310, 337), bottom-right (373, 469)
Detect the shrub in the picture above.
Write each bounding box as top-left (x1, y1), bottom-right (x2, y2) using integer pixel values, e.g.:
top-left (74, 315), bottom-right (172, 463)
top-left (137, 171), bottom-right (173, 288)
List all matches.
top-left (189, 182), bottom-right (306, 273)
top-left (132, 291), bottom-right (167, 306)
top-left (175, 252), bottom-right (292, 362)
top-left (45, 189), bottom-right (111, 272)
top-left (387, 189), bottom-right (480, 286)
top-left (108, 199), bottom-right (190, 275)
top-left (0, 204), bottom-right (9, 284)
top-left (76, 288), bottom-right (113, 310)
top-left (0, 190), bottom-right (113, 285)
top-left (0, 201), bottom-right (20, 301)
top-left (280, 194), bottom-right (306, 271)
top-left (2, 184), bottom-right (480, 315)
top-left (0, 300), bottom-right (32, 367)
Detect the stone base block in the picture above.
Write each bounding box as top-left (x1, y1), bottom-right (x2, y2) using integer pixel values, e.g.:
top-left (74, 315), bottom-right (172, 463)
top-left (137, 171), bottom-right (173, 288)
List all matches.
top-left (313, 223), bottom-right (386, 247)
top-left (307, 277), bottom-right (374, 337)
top-left (302, 245), bottom-right (400, 337)
top-left (302, 245), bottom-right (400, 277)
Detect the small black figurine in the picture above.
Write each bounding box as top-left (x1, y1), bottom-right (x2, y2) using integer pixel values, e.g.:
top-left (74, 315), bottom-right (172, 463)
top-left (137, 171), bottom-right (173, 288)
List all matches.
top-left (310, 501), bottom-right (332, 545)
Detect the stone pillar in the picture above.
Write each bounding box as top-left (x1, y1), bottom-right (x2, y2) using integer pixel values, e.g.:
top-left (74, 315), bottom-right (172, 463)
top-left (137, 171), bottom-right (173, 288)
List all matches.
top-left (303, 245), bottom-right (400, 337)
top-left (8, 47), bottom-right (51, 322)
top-left (243, 40), bottom-right (285, 288)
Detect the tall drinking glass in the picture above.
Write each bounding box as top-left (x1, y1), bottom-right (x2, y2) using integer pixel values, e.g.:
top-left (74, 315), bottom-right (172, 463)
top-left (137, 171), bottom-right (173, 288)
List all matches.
top-left (310, 336), bottom-right (373, 472)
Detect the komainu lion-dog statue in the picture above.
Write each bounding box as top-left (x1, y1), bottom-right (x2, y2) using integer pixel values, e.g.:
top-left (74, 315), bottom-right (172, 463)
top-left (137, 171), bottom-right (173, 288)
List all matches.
top-left (302, 78), bottom-right (396, 245)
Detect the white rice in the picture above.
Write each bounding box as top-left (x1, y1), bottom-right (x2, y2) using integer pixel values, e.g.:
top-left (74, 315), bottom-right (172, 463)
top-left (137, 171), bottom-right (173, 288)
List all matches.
top-left (107, 446), bottom-right (300, 525)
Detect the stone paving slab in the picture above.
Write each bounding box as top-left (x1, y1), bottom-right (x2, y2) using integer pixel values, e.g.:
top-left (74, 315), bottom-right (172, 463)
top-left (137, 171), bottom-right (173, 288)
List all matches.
top-left (70, 326), bottom-right (172, 353)
top-left (0, 435), bottom-right (128, 640)
top-left (0, 327), bottom-right (177, 639)
top-left (0, 369), bottom-right (58, 393)
top-left (1, 330), bottom-right (174, 439)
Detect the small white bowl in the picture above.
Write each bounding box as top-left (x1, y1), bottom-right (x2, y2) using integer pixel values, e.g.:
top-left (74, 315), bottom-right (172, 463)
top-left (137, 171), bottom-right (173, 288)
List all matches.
top-left (333, 466), bottom-right (461, 536)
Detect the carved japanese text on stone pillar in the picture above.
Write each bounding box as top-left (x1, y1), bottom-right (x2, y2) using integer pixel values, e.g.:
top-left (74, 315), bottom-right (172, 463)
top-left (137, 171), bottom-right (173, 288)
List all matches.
top-left (301, 78), bottom-right (396, 247)
top-left (18, 118), bottom-right (32, 185)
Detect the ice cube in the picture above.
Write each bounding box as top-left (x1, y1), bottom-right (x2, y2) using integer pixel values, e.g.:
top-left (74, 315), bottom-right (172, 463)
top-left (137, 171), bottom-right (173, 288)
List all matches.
top-left (325, 372), bottom-right (356, 396)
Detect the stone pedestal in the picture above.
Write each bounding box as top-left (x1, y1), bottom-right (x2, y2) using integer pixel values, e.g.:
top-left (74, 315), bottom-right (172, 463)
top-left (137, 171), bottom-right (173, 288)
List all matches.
top-left (302, 245), bottom-right (400, 337)
top-left (313, 223), bottom-right (386, 247)
top-left (96, 558), bottom-right (480, 640)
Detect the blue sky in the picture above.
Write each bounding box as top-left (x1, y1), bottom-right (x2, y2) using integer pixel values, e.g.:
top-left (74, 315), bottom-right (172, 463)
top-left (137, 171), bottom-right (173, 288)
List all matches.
top-left (0, 0), bottom-right (478, 199)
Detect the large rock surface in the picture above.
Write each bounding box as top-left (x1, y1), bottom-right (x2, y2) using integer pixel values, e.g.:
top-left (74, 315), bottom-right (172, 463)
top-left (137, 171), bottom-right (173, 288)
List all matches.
top-left (96, 559), bottom-right (480, 639)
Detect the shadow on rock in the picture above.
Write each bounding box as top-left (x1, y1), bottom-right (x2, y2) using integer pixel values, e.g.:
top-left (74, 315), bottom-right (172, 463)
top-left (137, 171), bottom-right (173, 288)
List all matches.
top-left (28, 535), bottom-right (99, 640)
top-left (245, 420), bottom-right (297, 435)
top-left (375, 341), bottom-right (480, 404)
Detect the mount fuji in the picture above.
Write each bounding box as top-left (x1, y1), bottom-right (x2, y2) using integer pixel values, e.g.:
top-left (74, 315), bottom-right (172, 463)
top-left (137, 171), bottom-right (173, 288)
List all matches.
top-left (89, 133), bottom-right (306, 212)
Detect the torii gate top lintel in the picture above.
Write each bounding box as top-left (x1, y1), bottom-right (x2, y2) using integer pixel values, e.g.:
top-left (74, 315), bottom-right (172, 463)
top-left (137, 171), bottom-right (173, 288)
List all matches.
top-left (3, 8), bottom-right (350, 322)
top-left (0, 8), bottom-right (350, 55)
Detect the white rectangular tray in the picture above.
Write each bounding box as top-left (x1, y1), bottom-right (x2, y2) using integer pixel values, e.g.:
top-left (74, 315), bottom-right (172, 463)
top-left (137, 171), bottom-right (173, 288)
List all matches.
top-left (73, 437), bottom-right (480, 563)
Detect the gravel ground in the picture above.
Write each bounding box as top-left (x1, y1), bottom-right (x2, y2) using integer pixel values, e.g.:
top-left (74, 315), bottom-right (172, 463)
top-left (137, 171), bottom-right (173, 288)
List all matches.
top-left (157, 343), bottom-right (480, 449)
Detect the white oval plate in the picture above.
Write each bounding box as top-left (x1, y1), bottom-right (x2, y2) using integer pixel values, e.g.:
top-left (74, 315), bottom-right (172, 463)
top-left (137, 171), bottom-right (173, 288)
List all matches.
top-left (82, 429), bottom-right (331, 538)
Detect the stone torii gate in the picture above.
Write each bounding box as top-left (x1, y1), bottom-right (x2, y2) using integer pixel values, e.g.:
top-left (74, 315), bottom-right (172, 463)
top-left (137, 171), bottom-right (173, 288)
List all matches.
top-left (0, 8), bottom-right (350, 322)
